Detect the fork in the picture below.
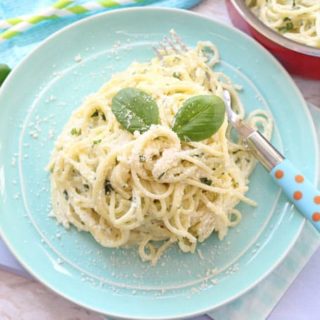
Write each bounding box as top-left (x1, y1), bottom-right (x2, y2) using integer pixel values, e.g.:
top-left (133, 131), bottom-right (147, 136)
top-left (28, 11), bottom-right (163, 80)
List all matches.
top-left (154, 32), bottom-right (320, 232)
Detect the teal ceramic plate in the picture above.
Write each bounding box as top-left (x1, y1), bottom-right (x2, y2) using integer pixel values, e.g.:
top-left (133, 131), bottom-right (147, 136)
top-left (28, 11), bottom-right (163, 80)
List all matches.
top-left (0, 8), bottom-right (318, 319)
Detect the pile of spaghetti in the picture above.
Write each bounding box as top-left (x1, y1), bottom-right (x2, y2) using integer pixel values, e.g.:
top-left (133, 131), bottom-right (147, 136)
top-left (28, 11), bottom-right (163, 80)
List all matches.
top-left (48, 40), bottom-right (272, 265)
top-left (246, 0), bottom-right (320, 48)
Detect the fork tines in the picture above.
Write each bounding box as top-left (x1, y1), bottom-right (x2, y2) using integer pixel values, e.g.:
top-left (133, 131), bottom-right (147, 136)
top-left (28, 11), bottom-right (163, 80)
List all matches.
top-left (153, 30), bottom-right (189, 59)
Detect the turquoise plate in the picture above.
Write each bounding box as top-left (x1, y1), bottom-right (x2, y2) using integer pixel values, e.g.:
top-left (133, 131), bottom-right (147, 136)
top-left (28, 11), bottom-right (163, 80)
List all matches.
top-left (0, 8), bottom-right (318, 319)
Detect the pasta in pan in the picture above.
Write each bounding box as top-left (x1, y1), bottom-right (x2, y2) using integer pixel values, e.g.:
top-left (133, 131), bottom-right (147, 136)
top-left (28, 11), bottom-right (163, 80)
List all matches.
top-left (246, 0), bottom-right (320, 48)
top-left (48, 40), bottom-right (272, 265)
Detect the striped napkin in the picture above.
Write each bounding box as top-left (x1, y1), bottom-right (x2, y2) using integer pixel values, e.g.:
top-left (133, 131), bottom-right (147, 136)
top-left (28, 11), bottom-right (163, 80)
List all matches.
top-left (0, 0), bottom-right (202, 66)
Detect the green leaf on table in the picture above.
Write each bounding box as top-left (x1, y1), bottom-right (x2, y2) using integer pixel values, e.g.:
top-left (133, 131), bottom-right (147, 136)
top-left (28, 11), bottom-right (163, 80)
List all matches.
top-left (0, 64), bottom-right (11, 87)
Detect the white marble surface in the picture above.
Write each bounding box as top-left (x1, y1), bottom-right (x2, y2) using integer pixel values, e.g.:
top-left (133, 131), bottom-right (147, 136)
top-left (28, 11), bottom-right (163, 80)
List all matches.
top-left (0, 1), bottom-right (319, 320)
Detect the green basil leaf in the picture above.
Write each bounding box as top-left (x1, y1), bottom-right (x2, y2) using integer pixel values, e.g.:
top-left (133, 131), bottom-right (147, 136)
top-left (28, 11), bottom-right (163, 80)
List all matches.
top-left (0, 64), bottom-right (11, 87)
top-left (172, 95), bottom-right (225, 142)
top-left (111, 88), bottom-right (160, 134)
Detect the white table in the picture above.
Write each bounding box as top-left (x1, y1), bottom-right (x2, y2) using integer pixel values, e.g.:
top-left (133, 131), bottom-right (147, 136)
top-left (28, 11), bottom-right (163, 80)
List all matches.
top-left (0, 1), bottom-right (319, 319)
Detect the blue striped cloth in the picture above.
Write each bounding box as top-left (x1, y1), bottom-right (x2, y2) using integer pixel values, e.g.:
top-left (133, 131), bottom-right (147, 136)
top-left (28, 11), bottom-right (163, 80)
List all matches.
top-left (0, 0), bottom-right (201, 66)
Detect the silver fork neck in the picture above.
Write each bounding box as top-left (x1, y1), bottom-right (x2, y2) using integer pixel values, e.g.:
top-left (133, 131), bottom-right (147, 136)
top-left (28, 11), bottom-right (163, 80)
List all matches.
top-left (247, 131), bottom-right (285, 171)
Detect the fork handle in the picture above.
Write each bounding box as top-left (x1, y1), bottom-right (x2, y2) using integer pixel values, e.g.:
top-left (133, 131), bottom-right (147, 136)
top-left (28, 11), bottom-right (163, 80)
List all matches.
top-left (270, 160), bottom-right (320, 232)
top-left (247, 130), bottom-right (320, 231)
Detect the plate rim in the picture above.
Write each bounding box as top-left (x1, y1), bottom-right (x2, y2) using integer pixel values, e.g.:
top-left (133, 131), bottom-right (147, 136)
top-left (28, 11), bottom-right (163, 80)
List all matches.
top-left (0, 7), bottom-right (319, 320)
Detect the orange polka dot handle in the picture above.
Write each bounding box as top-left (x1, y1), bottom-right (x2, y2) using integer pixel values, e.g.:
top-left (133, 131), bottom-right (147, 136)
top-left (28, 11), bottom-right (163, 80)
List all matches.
top-left (271, 159), bottom-right (320, 232)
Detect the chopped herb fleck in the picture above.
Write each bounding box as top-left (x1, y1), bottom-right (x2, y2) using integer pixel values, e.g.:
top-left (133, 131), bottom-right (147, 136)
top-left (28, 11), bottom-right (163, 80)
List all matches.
top-left (192, 152), bottom-right (204, 158)
top-left (91, 110), bottom-right (99, 117)
top-left (91, 109), bottom-right (106, 121)
top-left (93, 139), bottom-right (102, 145)
top-left (158, 172), bottom-right (165, 180)
top-left (139, 155), bottom-right (146, 162)
top-left (278, 17), bottom-right (294, 33)
top-left (104, 179), bottom-right (113, 195)
top-left (200, 177), bottom-right (212, 186)
top-left (63, 190), bottom-right (69, 200)
top-left (84, 184), bottom-right (89, 190)
top-left (71, 128), bottom-right (81, 136)
top-left (173, 72), bottom-right (182, 80)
